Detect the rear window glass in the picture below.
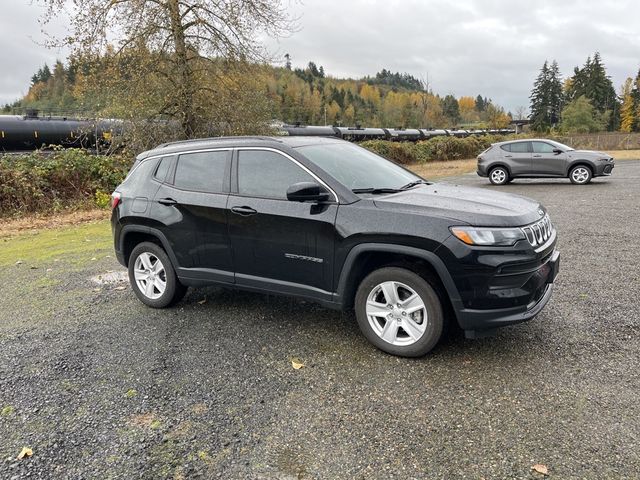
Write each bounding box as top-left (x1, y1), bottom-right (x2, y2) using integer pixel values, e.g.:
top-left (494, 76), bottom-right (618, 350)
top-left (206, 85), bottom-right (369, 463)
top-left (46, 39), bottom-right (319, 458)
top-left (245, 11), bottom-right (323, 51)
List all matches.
top-left (174, 151), bottom-right (228, 193)
top-left (509, 142), bottom-right (530, 153)
top-left (500, 144), bottom-right (511, 152)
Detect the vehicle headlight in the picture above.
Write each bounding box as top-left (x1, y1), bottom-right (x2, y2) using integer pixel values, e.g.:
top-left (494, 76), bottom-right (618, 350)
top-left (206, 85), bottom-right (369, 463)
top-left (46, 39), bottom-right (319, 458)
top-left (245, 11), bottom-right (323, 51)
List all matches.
top-left (450, 226), bottom-right (525, 246)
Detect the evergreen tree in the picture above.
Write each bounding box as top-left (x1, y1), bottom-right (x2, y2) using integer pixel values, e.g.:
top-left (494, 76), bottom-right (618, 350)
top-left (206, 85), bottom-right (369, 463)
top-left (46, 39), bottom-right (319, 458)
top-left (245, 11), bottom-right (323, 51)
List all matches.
top-left (475, 94), bottom-right (485, 112)
top-left (441, 94), bottom-right (460, 124)
top-left (633, 69), bottom-right (640, 132)
top-left (566, 53), bottom-right (619, 130)
top-left (529, 60), bottom-right (563, 131)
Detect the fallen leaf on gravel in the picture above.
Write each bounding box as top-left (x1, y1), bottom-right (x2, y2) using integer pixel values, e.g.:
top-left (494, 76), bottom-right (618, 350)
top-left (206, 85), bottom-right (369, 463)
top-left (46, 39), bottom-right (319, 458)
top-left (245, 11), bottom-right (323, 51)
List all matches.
top-left (291, 358), bottom-right (305, 370)
top-left (198, 298), bottom-right (207, 305)
top-left (531, 464), bottom-right (549, 475)
top-left (115, 286), bottom-right (127, 291)
top-left (17, 447), bottom-right (33, 459)
top-left (15, 260), bottom-right (23, 265)
top-left (93, 288), bottom-right (101, 292)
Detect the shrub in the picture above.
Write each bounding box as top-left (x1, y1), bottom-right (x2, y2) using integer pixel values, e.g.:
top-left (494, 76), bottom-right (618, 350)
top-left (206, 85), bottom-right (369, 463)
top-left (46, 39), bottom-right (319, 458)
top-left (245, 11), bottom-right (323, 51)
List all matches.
top-left (361, 135), bottom-right (510, 163)
top-left (0, 149), bottom-right (131, 217)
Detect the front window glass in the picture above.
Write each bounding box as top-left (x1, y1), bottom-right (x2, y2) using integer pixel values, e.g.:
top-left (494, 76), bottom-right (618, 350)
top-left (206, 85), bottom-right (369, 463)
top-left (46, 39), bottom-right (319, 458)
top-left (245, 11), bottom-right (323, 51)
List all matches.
top-left (547, 140), bottom-right (574, 151)
top-left (296, 142), bottom-right (418, 191)
top-left (237, 150), bottom-right (314, 199)
top-left (532, 142), bottom-right (557, 154)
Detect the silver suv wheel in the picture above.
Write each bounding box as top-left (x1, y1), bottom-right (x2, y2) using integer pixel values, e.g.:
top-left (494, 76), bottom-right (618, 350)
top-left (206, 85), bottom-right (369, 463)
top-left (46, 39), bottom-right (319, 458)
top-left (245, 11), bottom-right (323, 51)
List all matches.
top-left (489, 167), bottom-right (509, 185)
top-left (570, 166), bottom-right (591, 184)
top-left (366, 281), bottom-right (427, 346)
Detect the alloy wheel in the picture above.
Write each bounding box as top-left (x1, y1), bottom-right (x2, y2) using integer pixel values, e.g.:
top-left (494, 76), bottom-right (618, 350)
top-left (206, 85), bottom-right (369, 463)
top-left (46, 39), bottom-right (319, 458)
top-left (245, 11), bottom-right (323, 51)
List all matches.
top-left (365, 281), bottom-right (428, 346)
top-left (134, 252), bottom-right (167, 300)
top-left (491, 168), bottom-right (507, 184)
top-left (571, 167), bottom-right (590, 184)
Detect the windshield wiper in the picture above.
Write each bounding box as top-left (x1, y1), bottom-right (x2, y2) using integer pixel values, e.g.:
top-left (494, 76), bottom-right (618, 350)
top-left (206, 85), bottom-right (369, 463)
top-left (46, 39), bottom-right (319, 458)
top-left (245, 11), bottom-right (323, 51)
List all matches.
top-left (352, 187), bottom-right (401, 194)
top-left (399, 179), bottom-right (431, 190)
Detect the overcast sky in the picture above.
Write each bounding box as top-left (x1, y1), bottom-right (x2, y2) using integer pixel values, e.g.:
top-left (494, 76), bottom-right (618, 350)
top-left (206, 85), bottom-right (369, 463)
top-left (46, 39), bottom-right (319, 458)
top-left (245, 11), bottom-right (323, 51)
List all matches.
top-left (1, 0), bottom-right (639, 112)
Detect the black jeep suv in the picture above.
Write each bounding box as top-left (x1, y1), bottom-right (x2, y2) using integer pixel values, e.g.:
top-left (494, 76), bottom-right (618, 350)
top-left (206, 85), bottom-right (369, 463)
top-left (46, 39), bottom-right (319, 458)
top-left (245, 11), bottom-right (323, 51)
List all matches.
top-left (111, 136), bottom-right (560, 357)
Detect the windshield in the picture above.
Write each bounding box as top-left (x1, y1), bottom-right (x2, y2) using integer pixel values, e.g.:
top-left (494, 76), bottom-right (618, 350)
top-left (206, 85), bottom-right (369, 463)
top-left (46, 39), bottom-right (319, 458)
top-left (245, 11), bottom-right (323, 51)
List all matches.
top-left (548, 140), bottom-right (574, 151)
top-left (296, 142), bottom-right (420, 191)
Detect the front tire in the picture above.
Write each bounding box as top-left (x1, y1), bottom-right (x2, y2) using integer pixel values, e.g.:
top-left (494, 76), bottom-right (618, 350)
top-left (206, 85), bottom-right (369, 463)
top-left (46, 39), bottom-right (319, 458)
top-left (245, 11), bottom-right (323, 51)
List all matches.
top-left (569, 165), bottom-right (592, 185)
top-left (489, 166), bottom-right (510, 185)
top-left (354, 267), bottom-right (444, 357)
top-left (128, 242), bottom-right (187, 308)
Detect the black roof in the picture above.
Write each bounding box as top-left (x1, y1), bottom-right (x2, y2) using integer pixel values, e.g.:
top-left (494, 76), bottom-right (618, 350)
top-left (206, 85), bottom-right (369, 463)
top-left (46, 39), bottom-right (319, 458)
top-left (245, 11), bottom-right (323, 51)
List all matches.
top-left (139, 135), bottom-right (344, 159)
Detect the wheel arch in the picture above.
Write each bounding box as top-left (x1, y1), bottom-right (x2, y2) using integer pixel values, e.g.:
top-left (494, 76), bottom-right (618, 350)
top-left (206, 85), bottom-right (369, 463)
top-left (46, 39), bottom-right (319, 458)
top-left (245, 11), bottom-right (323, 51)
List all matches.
top-left (489, 163), bottom-right (512, 176)
top-left (566, 160), bottom-right (594, 177)
top-left (335, 243), bottom-right (464, 323)
top-left (120, 225), bottom-right (179, 268)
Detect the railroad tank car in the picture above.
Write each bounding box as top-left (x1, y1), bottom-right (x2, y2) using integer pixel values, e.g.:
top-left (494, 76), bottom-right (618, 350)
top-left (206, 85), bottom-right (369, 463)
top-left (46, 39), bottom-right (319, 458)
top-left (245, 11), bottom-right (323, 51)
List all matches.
top-left (0, 113), bottom-right (120, 151)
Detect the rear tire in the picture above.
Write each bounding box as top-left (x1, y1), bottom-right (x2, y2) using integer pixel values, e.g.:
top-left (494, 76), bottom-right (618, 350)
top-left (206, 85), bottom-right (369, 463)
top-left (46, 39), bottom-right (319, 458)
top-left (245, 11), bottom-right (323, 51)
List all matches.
top-left (128, 242), bottom-right (187, 308)
top-left (489, 166), bottom-right (510, 185)
top-left (354, 267), bottom-right (444, 357)
top-left (569, 165), bottom-right (592, 185)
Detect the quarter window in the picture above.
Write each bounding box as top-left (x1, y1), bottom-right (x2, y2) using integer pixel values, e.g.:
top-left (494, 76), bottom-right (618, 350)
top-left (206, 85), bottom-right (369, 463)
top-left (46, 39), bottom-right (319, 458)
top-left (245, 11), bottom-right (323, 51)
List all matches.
top-left (153, 156), bottom-right (172, 182)
top-left (237, 150), bottom-right (314, 199)
top-left (173, 151), bottom-right (228, 193)
top-left (500, 144), bottom-right (512, 152)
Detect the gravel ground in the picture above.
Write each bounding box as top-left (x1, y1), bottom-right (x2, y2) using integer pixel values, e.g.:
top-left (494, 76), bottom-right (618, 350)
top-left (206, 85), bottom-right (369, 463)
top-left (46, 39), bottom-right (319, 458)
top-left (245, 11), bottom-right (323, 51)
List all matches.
top-left (1, 161), bottom-right (639, 479)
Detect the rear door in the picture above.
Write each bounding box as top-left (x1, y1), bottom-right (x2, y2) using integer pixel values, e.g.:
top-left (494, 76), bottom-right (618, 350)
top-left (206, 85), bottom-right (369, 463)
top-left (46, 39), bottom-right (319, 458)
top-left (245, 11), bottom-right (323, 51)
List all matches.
top-left (531, 141), bottom-right (566, 176)
top-left (151, 149), bottom-right (233, 282)
top-left (227, 148), bottom-right (338, 297)
top-left (502, 141), bottom-right (532, 175)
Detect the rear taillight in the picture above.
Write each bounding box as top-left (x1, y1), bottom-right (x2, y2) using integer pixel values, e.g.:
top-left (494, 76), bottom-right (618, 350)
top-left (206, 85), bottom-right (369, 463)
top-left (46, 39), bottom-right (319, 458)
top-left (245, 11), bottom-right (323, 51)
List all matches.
top-left (111, 192), bottom-right (121, 209)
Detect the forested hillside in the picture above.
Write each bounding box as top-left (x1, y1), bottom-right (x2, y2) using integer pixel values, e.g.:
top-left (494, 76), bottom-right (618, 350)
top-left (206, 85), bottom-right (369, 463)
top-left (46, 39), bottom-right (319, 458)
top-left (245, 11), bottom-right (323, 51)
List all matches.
top-left (4, 56), bottom-right (510, 130)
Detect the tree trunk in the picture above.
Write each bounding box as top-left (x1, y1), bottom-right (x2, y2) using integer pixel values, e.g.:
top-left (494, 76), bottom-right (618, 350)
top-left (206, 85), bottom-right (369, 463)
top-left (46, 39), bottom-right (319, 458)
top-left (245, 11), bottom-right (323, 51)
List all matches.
top-left (167, 0), bottom-right (196, 138)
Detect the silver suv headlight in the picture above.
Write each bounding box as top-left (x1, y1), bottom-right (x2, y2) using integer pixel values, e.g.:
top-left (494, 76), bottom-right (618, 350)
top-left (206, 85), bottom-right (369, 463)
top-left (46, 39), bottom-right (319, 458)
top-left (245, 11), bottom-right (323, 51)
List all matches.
top-left (450, 226), bottom-right (525, 246)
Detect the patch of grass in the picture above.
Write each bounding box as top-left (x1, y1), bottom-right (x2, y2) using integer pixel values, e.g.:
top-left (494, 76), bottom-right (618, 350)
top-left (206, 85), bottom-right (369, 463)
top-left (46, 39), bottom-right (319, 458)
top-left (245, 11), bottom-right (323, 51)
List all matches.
top-left (408, 158), bottom-right (477, 179)
top-left (0, 219), bottom-right (112, 267)
top-left (605, 150), bottom-right (640, 160)
top-left (1, 405), bottom-right (15, 416)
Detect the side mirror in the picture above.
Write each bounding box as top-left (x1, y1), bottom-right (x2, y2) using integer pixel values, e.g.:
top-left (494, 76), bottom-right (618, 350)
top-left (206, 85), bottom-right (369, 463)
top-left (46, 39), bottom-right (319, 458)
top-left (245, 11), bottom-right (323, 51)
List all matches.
top-left (553, 148), bottom-right (563, 154)
top-left (286, 182), bottom-right (330, 203)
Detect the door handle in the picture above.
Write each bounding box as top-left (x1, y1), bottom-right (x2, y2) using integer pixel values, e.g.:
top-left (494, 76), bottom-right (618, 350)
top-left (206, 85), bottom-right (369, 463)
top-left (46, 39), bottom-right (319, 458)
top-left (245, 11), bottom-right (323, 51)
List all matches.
top-left (533, 154), bottom-right (542, 157)
top-left (158, 197), bottom-right (178, 206)
top-left (231, 206), bottom-right (258, 216)
top-left (504, 155), bottom-right (512, 158)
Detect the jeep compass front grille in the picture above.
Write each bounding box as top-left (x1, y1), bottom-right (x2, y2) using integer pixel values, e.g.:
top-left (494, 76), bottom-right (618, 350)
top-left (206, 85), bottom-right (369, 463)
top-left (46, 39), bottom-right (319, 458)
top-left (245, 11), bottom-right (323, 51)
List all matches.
top-left (522, 215), bottom-right (553, 247)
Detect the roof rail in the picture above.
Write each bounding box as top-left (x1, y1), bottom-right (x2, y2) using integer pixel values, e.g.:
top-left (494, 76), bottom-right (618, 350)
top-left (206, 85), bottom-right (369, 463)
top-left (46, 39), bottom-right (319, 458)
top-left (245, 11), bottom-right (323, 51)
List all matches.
top-left (156, 135), bottom-right (279, 149)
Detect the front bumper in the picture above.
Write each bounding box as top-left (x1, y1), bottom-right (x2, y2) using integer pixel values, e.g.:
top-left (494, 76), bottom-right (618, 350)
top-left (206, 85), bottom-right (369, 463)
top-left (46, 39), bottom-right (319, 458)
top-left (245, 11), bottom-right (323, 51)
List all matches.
top-left (595, 162), bottom-right (614, 176)
top-left (459, 249), bottom-right (560, 337)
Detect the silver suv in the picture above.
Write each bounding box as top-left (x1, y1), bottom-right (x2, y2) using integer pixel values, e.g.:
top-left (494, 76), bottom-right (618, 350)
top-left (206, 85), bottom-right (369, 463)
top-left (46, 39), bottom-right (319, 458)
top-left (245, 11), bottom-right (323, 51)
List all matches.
top-left (477, 139), bottom-right (615, 185)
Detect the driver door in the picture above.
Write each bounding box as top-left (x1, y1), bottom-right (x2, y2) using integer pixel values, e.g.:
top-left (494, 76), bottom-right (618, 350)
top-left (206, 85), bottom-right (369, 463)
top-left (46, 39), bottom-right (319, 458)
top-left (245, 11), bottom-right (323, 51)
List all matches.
top-left (227, 148), bottom-right (338, 297)
top-left (532, 141), bottom-right (566, 176)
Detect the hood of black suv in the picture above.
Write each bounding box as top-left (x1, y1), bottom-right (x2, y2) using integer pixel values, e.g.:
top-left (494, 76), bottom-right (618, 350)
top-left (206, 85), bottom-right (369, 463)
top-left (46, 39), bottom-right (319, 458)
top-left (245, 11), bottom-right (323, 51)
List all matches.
top-left (372, 183), bottom-right (544, 227)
